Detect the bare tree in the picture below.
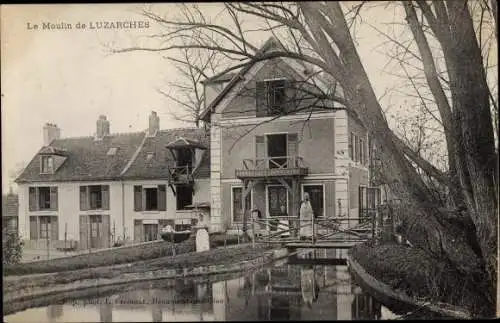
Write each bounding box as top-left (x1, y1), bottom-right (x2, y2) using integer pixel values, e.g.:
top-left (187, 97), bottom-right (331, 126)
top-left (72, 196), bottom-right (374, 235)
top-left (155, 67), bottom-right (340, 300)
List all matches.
top-left (112, 1), bottom-right (497, 315)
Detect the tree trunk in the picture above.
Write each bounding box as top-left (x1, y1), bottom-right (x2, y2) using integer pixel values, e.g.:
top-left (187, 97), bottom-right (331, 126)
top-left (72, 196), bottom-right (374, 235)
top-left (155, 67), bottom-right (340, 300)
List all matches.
top-left (298, 2), bottom-right (484, 278)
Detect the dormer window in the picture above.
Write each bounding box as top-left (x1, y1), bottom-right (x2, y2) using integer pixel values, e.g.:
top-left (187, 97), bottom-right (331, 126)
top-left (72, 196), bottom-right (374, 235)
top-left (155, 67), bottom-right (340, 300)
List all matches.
top-left (41, 156), bottom-right (54, 173)
top-left (107, 147), bottom-right (118, 156)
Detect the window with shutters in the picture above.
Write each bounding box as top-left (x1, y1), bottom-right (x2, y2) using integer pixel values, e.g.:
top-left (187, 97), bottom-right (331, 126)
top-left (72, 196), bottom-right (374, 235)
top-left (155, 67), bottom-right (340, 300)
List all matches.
top-left (29, 215), bottom-right (58, 240)
top-left (133, 185), bottom-right (166, 212)
top-left (80, 185), bottom-right (110, 210)
top-left (256, 79), bottom-right (289, 117)
top-left (266, 80), bottom-right (286, 115)
top-left (145, 188), bottom-right (158, 211)
top-left (29, 186), bottom-right (58, 211)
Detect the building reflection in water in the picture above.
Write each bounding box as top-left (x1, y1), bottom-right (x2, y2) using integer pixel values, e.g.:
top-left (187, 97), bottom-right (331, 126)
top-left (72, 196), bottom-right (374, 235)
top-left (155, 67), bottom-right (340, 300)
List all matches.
top-left (8, 251), bottom-right (388, 322)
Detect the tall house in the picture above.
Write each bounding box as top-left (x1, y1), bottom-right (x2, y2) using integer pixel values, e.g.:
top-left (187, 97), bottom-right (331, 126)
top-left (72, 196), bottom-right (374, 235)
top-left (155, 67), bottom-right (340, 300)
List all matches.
top-left (15, 112), bottom-right (210, 251)
top-left (201, 37), bottom-right (370, 233)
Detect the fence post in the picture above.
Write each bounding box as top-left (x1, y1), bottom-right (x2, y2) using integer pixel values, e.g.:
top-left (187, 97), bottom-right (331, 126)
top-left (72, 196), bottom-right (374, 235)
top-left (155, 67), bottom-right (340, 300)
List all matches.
top-left (46, 234), bottom-right (50, 260)
top-left (312, 216), bottom-right (316, 245)
top-left (237, 223), bottom-right (240, 245)
top-left (371, 210), bottom-right (376, 241)
top-left (64, 222), bottom-right (68, 254)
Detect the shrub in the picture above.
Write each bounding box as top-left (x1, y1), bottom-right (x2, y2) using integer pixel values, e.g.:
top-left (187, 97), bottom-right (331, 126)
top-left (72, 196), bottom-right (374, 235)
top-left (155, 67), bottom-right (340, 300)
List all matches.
top-left (2, 228), bottom-right (23, 265)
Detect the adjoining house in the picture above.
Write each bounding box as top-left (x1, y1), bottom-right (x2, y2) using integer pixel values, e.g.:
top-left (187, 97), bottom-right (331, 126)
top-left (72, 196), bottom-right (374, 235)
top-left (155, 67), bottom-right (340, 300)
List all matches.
top-left (15, 112), bottom-right (210, 251)
top-left (2, 190), bottom-right (19, 234)
top-left (200, 37), bottom-right (375, 233)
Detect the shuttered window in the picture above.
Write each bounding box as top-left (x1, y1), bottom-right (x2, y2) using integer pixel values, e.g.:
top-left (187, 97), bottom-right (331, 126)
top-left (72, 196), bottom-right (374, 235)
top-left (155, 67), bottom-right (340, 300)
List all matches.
top-left (255, 80), bottom-right (289, 117)
top-left (79, 185), bottom-right (110, 210)
top-left (134, 185), bottom-right (167, 212)
top-left (29, 187), bottom-right (58, 211)
top-left (29, 216), bottom-right (58, 240)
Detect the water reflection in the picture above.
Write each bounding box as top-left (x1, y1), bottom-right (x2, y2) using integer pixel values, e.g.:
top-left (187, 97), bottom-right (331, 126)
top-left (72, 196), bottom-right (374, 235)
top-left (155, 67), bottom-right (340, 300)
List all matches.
top-left (5, 259), bottom-right (394, 322)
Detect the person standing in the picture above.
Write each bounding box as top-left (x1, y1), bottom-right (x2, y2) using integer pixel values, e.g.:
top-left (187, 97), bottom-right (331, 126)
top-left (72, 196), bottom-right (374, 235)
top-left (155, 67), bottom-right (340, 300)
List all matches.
top-left (299, 192), bottom-right (314, 240)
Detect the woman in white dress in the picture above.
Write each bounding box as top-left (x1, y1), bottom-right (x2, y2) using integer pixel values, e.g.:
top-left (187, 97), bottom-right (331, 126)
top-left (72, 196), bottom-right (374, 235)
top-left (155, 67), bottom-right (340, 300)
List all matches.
top-left (299, 192), bottom-right (314, 240)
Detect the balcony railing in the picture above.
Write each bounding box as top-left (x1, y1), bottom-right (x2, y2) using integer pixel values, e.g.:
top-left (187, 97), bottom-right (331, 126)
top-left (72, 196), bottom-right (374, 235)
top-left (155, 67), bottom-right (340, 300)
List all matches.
top-left (168, 165), bottom-right (194, 184)
top-left (235, 156), bottom-right (308, 178)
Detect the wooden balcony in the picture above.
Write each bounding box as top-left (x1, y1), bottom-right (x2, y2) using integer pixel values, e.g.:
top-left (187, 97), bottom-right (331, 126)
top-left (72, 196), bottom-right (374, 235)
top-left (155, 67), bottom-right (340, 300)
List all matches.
top-left (168, 165), bottom-right (194, 184)
top-left (235, 156), bottom-right (308, 179)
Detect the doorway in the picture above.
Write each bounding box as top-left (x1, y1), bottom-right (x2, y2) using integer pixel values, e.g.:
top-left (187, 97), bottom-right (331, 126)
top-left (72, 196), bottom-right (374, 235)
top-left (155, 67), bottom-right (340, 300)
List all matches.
top-left (176, 185), bottom-right (194, 210)
top-left (89, 214), bottom-right (102, 249)
top-left (267, 185), bottom-right (288, 231)
top-left (267, 134), bottom-right (287, 168)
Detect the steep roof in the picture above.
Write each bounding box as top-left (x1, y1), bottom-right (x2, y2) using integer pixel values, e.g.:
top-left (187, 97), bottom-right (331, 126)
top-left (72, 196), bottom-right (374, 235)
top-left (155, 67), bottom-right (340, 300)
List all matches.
top-left (122, 128), bottom-right (210, 180)
top-left (200, 37), bottom-right (281, 122)
top-left (2, 193), bottom-right (18, 217)
top-left (15, 128), bottom-right (210, 183)
top-left (199, 37), bottom-right (345, 122)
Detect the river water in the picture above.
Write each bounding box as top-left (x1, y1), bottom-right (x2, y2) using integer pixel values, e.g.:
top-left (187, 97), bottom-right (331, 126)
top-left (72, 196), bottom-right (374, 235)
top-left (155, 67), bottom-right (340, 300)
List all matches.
top-left (5, 249), bottom-right (400, 322)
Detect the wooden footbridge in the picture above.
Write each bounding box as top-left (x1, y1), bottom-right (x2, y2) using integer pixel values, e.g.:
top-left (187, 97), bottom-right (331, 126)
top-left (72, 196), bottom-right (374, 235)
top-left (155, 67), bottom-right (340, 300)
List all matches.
top-left (250, 213), bottom-right (383, 251)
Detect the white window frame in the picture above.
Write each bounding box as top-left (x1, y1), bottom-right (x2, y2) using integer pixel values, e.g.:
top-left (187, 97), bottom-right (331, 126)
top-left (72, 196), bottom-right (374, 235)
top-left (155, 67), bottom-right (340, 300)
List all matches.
top-left (301, 183), bottom-right (326, 218)
top-left (230, 185), bottom-right (254, 224)
top-left (40, 155), bottom-right (54, 174)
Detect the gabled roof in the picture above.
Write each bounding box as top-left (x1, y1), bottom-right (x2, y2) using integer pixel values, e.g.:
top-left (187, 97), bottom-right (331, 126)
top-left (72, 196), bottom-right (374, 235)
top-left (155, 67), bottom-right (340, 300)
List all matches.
top-left (16, 132), bottom-right (146, 183)
top-left (200, 37), bottom-right (282, 122)
top-left (199, 37), bottom-right (344, 122)
top-left (2, 193), bottom-right (18, 217)
top-left (15, 128), bottom-right (211, 183)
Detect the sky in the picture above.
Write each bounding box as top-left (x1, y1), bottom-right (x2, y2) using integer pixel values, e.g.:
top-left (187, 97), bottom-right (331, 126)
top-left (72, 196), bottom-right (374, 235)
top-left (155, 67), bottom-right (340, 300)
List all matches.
top-left (1, 3), bottom-right (495, 193)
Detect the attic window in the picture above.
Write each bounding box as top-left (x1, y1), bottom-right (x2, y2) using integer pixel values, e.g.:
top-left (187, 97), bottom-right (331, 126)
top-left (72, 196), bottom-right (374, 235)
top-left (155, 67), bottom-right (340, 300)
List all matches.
top-left (146, 152), bottom-right (154, 161)
top-left (41, 156), bottom-right (54, 174)
top-left (107, 147), bottom-right (118, 156)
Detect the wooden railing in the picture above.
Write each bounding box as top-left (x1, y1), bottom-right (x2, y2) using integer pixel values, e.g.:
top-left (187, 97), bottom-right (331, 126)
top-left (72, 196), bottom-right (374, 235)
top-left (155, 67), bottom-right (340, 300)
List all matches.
top-left (242, 156), bottom-right (307, 170)
top-left (250, 215), bottom-right (376, 246)
top-left (168, 165), bottom-right (194, 183)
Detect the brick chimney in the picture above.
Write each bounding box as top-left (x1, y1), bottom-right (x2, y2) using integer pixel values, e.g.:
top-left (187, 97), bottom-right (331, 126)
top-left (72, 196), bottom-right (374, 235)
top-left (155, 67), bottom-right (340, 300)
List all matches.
top-left (43, 123), bottom-right (61, 146)
top-left (96, 115), bottom-right (110, 140)
top-left (148, 111), bottom-right (160, 136)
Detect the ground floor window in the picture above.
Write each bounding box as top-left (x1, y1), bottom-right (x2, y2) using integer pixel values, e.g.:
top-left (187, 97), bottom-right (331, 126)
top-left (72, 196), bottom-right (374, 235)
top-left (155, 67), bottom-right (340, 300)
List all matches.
top-left (303, 185), bottom-right (324, 218)
top-left (144, 223), bottom-right (159, 242)
top-left (29, 215), bottom-right (58, 240)
top-left (232, 186), bottom-right (252, 223)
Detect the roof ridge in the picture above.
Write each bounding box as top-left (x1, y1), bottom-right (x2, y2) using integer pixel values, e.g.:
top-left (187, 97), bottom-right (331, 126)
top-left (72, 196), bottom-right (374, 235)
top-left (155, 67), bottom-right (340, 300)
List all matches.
top-left (120, 132), bottom-right (148, 176)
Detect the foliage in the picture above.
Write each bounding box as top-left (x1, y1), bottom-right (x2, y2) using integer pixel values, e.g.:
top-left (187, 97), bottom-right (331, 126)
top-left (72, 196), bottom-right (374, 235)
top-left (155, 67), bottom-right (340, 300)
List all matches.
top-left (2, 228), bottom-right (23, 265)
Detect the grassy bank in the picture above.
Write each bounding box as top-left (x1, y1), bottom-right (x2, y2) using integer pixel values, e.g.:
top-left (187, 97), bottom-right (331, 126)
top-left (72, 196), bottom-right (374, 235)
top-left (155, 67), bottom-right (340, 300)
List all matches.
top-left (3, 243), bottom-right (272, 294)
top-left (3, 243), bottom-right (276, 313)
top-left (3, 237), bottom-right (196, 276)
top-left (350, 242), bottom-right (483, 315)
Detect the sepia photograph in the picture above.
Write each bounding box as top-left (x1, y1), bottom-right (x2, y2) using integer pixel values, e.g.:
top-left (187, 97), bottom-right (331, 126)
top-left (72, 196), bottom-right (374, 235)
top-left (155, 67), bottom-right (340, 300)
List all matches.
top-left (1, 1), bottom-right (498, 321)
